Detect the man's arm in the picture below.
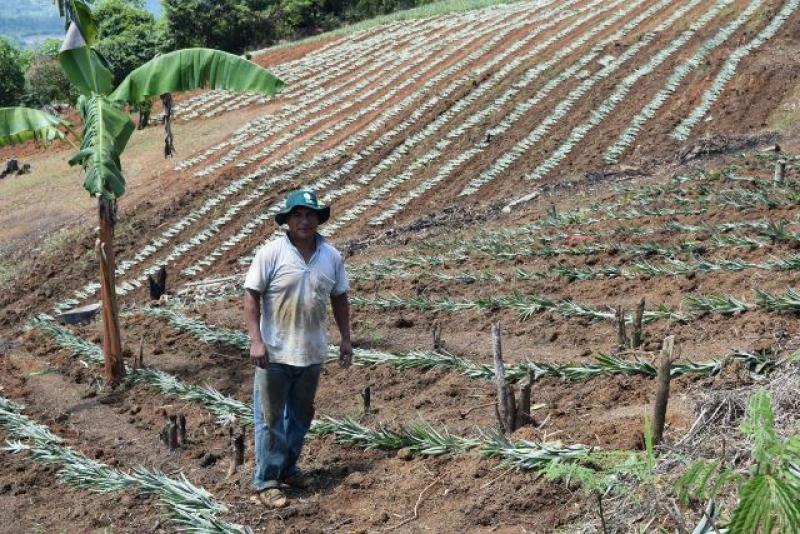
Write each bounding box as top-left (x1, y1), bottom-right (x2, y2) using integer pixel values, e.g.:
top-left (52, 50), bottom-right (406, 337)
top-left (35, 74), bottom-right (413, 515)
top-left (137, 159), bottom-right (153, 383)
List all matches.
top-left (330, 292), bottom-right (352, 368)
top-left (244, 288), bottom-right (268, 367)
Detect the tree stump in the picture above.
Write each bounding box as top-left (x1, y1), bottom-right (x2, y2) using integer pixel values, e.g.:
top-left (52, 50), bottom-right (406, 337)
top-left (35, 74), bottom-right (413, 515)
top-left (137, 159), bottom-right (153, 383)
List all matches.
top-left (774, 160), bottom-right (786, 185)
top-left (652, 336), bottom-right (675, 445)
top-left (631, 298), bottom-right (645, 349)
top-left (492, 322), bottom-right (516, 434)
top-left (616, 305), bottom-right (628, 349)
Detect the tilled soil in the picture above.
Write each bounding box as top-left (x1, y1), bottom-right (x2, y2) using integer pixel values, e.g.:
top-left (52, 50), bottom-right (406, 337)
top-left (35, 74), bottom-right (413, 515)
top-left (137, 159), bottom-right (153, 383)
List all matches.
top-left (2, 2), bottom-right (800, 531)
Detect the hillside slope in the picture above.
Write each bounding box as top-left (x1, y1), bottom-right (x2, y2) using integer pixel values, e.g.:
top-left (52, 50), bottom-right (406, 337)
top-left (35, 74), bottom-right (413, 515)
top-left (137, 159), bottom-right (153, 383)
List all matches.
top-left (1, 1), bottom-right (800, 532)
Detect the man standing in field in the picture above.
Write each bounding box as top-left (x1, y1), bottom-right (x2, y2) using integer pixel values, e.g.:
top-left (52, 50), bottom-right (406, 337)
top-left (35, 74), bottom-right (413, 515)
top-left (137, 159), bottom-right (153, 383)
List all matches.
top-left (244, 189), bottom-right (352, 508)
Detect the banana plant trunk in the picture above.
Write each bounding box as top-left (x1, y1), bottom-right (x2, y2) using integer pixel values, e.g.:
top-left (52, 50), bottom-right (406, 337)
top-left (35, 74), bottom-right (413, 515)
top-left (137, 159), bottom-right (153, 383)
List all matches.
top-left (98, 197), bottom-right (125, 387)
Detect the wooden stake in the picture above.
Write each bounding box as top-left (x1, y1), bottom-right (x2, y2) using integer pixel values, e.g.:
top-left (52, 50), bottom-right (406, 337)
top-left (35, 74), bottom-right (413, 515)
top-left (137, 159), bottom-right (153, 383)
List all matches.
top-left (492, 322), bottom-right (516, 434)
top-left (615, 306), bottom-right (628, 349)
top-left (653, 336), bottom-right (675, 446)
top-left (774, 160), bottom-right (786, 185)
top-left (227, 427), bottom-right (245, 477)
top-left (159, 410), bottom-right (170, 446)
top-left (361, 385), bottom-right (371, 414)
top-left (549, 201), bottom-right (557, 219)
top-left (168, 414), bottom-right (179, 451)
top-left (632, 298), bottom-right (645, 348)
top-left (432, 323), bottom-right (442, 351)
top-left (517, 368), bottom-right (534, 425)
top-left (178, 414), bottom-right (186, 446)
top-left (135, 336), bottom-right (144, 370)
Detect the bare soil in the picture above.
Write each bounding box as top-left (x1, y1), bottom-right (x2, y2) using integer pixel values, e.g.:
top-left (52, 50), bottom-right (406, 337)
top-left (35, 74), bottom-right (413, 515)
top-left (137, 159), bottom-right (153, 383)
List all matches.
top-left (1, 2), bottom-right (800, 532)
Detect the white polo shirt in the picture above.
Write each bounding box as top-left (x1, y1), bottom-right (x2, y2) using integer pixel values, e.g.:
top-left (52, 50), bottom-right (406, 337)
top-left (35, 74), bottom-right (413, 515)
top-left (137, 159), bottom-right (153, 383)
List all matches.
top-left (244, 233), bottom-right (349, 367)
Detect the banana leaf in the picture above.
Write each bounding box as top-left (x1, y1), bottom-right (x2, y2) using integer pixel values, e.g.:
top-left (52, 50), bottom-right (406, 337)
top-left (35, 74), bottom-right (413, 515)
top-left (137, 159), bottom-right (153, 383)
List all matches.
top-left (59, 22), bottom-right (113, 96)
top-left (0, 107), bottom-right (66, 146)
top-left (109, 48), bottom-right (285, 104)
top-left (54, 0), bottom-right (96, 43)
top-left (68, 95), bottom-right (135, 199)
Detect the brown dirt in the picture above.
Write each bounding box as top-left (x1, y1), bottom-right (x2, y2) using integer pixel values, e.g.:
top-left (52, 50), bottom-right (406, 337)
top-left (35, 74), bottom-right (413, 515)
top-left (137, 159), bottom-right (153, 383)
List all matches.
top-left (1, 2), bottom-right (800, 532)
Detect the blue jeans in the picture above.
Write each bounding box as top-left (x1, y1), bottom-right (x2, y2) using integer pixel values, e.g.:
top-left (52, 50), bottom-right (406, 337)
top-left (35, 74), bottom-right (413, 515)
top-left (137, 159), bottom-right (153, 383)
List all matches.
top-left (252, 362), bottom-right (321, 491)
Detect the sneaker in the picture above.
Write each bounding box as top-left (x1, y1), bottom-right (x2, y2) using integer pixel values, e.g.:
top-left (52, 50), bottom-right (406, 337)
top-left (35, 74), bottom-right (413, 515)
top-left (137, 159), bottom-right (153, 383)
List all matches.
top-left (250, 488), bottom-right (288, 508)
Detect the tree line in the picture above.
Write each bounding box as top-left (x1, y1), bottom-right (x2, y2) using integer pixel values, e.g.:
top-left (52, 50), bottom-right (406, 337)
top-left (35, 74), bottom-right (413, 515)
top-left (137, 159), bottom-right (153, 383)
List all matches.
top-left (1, 0), bottom-right (433, 108)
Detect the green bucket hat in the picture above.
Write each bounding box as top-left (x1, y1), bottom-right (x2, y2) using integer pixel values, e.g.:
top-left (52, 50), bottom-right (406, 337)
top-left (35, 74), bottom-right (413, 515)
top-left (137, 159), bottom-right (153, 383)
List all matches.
top-left (275, 189), bottom-right (330, 226)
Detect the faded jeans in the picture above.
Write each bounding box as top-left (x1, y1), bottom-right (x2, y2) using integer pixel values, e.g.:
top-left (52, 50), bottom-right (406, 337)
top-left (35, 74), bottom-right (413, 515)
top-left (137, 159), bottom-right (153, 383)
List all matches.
top-left (252, 362), bottom-right (321, 491)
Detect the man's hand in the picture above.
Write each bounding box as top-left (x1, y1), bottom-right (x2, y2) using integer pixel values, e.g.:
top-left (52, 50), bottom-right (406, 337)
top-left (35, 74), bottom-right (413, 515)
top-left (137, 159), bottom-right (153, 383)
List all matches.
top-left (250, 340), bottom-right (269, 368)
top-left (339, 340), bottom-right (353, 368)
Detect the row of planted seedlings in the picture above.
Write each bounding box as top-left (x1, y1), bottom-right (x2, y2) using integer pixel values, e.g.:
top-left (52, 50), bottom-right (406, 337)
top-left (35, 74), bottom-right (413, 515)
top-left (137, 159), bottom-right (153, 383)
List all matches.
top-left (165, 259), bottom-right (800, 335)
top-left (141, 307), bottom-right (777, 386)
top-left (0, 394), bottom-right (249, 533)
top-left (105, 305), bottom-right (799, 531)
top-left (349, 285), bottom-right (800, 325)
top-left (26, 314), bottom-right (619, 482)
top-left (364, 0), bottom-right (667, 224)
top-left (130, 305), bottom-right (796, 531)
top-left (55, 149), bottom-right (796, 313)
top-left (347, 217), bottom-right (800, 284)
top-left (116, 0), bottom-right (580, 287)
top-left (346, 177), bottom-right (800, 281)
top-left (403, 163), bottom-right (800, 257)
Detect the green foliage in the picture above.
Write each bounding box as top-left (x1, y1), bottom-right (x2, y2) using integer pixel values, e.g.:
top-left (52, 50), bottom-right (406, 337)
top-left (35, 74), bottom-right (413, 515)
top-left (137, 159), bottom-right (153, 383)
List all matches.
top-left (24, 53), bottom-right (77, 106)
top-left (674, 391), bottom-right (800, 533)
top-left (541, 449), bottom-right (654, 498)
top-left (162, 0), bottom-right (275, 55)
top-left (0, 38), bottom-right (26, 106)
top-left (68, 94), bottom-right (135, 199)
top-left (109, 47), bottom-right (285, 104)
top-left (93, 0), bottom-right (168, 85)
top-left (94, 0), bottom-right (155, 38)
top-left (675, 459), bottom-right (741, 506)
top-left (58, 25), bottom-right (114, 96)
top-left (0, 107), bottom-right (67, 146)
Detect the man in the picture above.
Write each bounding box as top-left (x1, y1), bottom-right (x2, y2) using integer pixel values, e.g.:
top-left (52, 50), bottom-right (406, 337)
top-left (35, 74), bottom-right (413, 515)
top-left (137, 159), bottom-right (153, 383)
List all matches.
top-left (244, 189), bottom-right (352, 508)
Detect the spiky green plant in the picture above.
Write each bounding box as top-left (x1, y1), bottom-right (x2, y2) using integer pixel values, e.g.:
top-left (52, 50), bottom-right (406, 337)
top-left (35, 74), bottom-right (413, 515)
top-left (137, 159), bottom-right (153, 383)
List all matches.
top-left (143, 307), bottom-right (249, 350)
top-left (687, 294), bottom-right (752, 315)
top-left (481, 432), bottom-right (591, 471)
top-left (759, 220), bottom-right (798, 244)
top-left (755, 288), bottom-right (800, 313)
top-left (310, 416), bottom-right (479, 457)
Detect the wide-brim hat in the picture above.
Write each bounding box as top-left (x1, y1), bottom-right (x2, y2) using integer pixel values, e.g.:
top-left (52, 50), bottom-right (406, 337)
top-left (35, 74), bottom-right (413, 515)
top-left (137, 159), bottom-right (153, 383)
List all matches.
top-left (275, 189), bottom-right (330, 226)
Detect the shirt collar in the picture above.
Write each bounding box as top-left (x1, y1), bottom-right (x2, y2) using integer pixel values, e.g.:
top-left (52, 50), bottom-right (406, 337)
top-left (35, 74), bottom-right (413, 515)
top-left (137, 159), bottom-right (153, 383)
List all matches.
top-left (283, 232), bottom-right (323, 263)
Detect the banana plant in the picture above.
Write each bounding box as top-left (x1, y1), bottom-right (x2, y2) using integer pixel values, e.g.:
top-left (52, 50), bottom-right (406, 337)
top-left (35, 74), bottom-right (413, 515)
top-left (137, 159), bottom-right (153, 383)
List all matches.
top-left (0, 0), bottom-right (284, 388)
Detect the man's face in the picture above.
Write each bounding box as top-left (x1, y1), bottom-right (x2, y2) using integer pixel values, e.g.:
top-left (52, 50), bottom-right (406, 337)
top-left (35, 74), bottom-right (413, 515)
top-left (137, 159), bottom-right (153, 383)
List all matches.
top-left (286, 207), bottom-right (320, 240)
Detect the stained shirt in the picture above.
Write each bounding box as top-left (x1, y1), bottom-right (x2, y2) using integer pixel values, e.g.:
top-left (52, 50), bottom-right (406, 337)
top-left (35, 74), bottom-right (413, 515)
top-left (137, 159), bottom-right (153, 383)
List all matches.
top-left (244, 233), bottom-right (349, 367)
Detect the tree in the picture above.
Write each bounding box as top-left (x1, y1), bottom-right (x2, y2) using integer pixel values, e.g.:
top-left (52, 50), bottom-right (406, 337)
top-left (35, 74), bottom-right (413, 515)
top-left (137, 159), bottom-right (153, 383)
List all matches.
top-left (0, 38), bottom-right (26, 106)
top-left (93, 0), bottom-right (168, 86)
top-left (24, 41), bottom-right (77, 107)
top-left (0, 0), bottom-right (284, 388)
top-left (163, 0), bottom-right (276, 54)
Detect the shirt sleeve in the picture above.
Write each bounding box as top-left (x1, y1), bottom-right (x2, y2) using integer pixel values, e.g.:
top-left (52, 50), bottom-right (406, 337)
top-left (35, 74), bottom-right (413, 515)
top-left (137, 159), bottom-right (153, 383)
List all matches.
top-left (331, 253), bottom-right (349, 296)
top-left (244, 247), bottom-right (271, 293)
